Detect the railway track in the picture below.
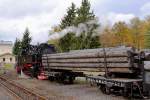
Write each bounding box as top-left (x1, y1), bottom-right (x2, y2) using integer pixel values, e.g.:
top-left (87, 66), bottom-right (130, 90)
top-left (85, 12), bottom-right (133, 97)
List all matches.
top-left (0, 75), bottom-right (47, 100)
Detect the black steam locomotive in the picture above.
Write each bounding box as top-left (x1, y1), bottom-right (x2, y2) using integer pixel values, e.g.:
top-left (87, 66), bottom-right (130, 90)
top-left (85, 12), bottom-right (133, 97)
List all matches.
top-left (16, 43), bottom-right (56, 78)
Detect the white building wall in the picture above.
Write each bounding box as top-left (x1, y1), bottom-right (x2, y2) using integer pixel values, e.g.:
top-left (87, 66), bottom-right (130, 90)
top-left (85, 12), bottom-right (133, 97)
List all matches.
top-left (0, 41), bottom-right (15, 64)
top-left (0, 54), bottom-right (15, 64)
top-left (0, 44), bottom-right (13, 55)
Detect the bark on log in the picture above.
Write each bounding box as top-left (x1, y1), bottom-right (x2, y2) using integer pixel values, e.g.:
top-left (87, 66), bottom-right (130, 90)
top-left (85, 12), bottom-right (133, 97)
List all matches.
top-left (43, 66), bottom-right (132, 73)
top-left (42, 62), bottom-right (130, 68)
top-left (42, 47), bottom-right (134, 58)
top-left (42, 51), bottom-right (131, 59)
top-left (69, 47), bottom-right (134, 53)
top-left (42, 47), bottom-right (136, 73)
top-left (42, 57), bottom-right (128, 63)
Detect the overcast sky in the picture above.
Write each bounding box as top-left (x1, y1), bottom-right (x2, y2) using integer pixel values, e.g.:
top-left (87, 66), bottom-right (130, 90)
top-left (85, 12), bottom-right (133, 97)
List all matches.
top-left (0, 0), bottom-right (150, 44)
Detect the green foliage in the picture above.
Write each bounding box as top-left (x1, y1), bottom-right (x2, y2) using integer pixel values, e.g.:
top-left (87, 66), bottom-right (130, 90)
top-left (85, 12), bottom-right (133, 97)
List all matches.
top-left (57, 0), bottom-right (100, 52)
top-left (4, 63), bottom-right (13, 69)
top-left (48, 39), bottom-right (62, 52)
top-left (60, 3), bottom-right (76, 29)
top-left (59, 33), bottom-right (77, 52)
top-left (75, 0), bottom-right (100, 49)
top-left (75, 0), bottom-right (95, 24)
top-left (58, 3), bottom-right (77, 52)
top-left (13, 38), bottom-right (21, 55)
top-left (21, 28), bottom-right (31, 49)
top-left (13, 28), bottom-right (32, 56)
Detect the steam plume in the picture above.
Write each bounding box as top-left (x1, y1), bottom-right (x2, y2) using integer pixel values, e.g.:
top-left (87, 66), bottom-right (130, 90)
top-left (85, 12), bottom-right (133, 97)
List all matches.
top-left (49, 19), bottom-right (100, 40)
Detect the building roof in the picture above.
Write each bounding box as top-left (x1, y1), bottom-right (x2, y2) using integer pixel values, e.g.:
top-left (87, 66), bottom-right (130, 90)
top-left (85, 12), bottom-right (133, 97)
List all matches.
top-left (0, 41), bottom-right (13, 45)
top-left (0, 53), bottom-right (13, 57)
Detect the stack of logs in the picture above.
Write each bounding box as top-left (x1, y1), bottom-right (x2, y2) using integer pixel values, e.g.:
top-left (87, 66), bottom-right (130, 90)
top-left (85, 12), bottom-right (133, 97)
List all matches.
top-left (42, 47), bottom-right (138, 73)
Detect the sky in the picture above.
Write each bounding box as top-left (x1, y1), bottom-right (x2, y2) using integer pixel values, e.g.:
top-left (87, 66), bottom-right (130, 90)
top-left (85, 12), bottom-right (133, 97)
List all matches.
top-left (0, 0), bottom-right (150, 44)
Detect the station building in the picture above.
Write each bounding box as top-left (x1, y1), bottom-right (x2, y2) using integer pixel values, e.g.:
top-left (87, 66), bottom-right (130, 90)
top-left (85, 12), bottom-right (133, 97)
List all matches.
top-left (0, 41), bottom-right (15, 65)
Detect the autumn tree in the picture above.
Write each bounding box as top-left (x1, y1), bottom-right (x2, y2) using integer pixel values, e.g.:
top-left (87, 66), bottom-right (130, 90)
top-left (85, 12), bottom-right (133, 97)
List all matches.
top-left (112, 21), bottom-right (132, 46)
top-left (129, 17), bottom-right (146, 49)
top-left (100, 26), bottom-right (118, 47)
top-left (145, 28), bottom-right (150, 48)
top-left (144, 16), bottom-right (150, 48)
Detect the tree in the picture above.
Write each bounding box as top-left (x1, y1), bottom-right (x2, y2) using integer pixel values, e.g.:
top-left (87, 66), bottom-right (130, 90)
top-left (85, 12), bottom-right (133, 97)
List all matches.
top-left (75, 0), bottom-right (95, 24)
top-left (100, 26), bottom-right (117, 47)
top-left (75, 0), bottom-right (100, 49)
top-left (49, 26), bottom-right (62, 52)
top-left (58, 3), bottom-right (77, 52)
top-left (49, 0), bottom-right (101, 52)
top-left (112, 21), bottom-right (131, 46)
top-left (145, 28), bottom-right (150, 48)
top-left (21, 28), bottom-right (31, 49)
top-left (60, 3), bottom-right (76, 29)
top-left (129, 17), bottom-right (146, 49)
top-left (12, 38), bottom-right (21, 55)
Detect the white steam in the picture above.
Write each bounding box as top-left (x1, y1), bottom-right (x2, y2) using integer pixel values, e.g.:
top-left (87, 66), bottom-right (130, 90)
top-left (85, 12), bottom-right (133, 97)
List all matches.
top-left (49, 19), bottom-right (100, 40)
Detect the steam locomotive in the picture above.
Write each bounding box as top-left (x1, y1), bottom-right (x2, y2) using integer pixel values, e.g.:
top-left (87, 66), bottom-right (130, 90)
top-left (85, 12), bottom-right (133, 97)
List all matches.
top-left (16, 43), bottom-right (56, 79)
top-left (16, 43), bottom-right (83, 82)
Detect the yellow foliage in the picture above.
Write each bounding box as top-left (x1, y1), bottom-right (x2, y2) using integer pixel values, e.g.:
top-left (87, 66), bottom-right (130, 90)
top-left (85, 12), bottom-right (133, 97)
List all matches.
top-left (100, 18), bottom-right (147, 50)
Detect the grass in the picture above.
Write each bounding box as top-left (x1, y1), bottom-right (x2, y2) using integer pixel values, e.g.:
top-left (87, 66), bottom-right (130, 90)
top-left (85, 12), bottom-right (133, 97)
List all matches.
top-left (74, 77), bottom-right (88, 84)
top-left (0, 63), bottom-right (15, 75)
top-left (3, 63), bottom-right (14, 70)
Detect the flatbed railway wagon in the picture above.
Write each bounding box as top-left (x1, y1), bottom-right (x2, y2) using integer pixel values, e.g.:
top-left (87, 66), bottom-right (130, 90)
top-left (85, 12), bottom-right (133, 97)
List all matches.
top-left (86, 51), bottom-right (150, 98)
top-left (86, 76), bottom-right (143, 97)
top-left (42, 46), bottom-right (150, 98)
top-left (42, 47), bottom-right (139, 82)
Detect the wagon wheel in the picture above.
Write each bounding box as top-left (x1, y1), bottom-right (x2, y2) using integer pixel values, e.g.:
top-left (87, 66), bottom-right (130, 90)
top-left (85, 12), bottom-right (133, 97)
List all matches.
top-left (123, 88), bottom-right (132, 99)
top-left (123, 89), bottom-right (128, 97)
top-left (68, 76), bottom-right (75, 84)
top-left (48, 76), bottom-right (54, 81)
top-left (105, 86), bottom-right (110, 95)
top-left (100, 85), bottom-right (106, 94)
top-left (100, 85), bottom-right (110, 95)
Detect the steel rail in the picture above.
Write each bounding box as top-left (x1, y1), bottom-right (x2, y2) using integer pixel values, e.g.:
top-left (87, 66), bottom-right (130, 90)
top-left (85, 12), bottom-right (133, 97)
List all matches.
top-left (0, 76), bottom-right (47, 100)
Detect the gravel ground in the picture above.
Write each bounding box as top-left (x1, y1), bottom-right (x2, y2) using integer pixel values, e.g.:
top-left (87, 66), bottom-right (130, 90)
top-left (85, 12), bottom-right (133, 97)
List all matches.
top-left (15, 78), bottom-right (126, 100)
top-left (3, 70), bottom-right (127, 100)
top-left (0, 85), bottom-right (17, 100)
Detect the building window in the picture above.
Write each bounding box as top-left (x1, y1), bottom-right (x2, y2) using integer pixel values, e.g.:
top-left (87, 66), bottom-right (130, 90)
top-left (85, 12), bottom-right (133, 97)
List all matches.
top-left (10, 58), bottom-right (12, 62)
top-left (3, 58), bottom-right (5, 62)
